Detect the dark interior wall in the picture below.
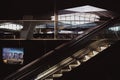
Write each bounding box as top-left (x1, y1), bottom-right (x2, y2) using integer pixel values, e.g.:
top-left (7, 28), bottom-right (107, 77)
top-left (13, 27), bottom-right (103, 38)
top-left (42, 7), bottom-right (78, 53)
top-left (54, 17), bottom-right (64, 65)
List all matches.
top-left (0, 40), bottom-right (69, 79)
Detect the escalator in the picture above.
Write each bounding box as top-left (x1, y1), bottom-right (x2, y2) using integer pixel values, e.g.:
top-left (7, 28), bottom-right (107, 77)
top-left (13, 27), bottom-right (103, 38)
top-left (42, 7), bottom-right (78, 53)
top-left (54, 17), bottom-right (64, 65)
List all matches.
top-left (36, 39), bottom-right (110, 80)
top-left (4, 17), bottom-right (120, 80)
top-left (55, 40), bottom-right (120, 80)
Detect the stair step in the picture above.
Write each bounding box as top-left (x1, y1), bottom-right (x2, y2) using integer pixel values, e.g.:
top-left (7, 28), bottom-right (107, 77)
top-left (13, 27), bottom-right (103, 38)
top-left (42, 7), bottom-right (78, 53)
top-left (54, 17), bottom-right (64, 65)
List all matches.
top-left (87, 52), bottom-right (94, 57)
top-left (61, 68), bottom-right (71, 72)
top-left (52, 73), bottom-right (63, 77)
top-left (82, 55), bottom-right (91, 62)
top-left (95, 47), bottom-right (101, 52)
top-left (100, 46), bottom-right (107, 51)
top-left (92, 51), bottom-right (99, 56)
top-left (69, 60), bottom-right (81, 68)
top-left (45, 78), bottom-right (53, 80)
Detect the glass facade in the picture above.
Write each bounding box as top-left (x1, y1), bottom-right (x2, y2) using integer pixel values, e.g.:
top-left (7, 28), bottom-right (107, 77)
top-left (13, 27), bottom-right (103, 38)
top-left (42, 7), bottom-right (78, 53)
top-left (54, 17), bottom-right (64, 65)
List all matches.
top-left (0, 5), bottom-right (111, 40)
top-left (51, 13), bottom-right (100, 25)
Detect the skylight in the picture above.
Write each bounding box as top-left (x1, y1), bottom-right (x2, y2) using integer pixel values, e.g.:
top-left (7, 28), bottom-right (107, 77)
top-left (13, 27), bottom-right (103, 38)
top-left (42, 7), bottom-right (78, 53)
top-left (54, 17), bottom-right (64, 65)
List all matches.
top-left (65, 5), bottom-right (107, 12)
top-left (51, 5), bottom-right (107, 26)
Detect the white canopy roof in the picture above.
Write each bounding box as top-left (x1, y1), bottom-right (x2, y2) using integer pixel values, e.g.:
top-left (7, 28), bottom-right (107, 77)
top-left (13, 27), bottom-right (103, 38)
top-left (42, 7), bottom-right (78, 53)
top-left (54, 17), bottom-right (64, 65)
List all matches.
top-left (65, 5), bottom-right (107, 12)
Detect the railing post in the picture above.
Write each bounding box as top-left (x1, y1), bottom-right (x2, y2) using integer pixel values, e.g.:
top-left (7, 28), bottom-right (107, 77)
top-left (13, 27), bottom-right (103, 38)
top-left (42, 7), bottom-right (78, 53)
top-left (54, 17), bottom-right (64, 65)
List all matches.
top-left (54, 1), bottom-right (58, 39)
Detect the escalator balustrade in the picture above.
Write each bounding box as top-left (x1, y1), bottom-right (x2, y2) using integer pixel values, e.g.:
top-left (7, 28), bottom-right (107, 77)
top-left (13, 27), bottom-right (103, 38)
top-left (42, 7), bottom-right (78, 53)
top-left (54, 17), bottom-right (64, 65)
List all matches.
top-left (36, 39), bottom-right (111, 80)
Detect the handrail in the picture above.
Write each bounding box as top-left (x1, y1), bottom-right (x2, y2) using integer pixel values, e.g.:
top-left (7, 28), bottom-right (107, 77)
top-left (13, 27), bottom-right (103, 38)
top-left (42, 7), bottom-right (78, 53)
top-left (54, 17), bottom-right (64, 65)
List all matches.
top-left (4, 17), bottom-right (119, 80)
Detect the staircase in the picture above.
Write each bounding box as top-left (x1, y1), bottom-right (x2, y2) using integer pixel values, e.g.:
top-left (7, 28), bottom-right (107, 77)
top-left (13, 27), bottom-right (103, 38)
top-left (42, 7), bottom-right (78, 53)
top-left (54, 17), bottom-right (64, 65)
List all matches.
top-left (35, 39), bottom-right (111, 80)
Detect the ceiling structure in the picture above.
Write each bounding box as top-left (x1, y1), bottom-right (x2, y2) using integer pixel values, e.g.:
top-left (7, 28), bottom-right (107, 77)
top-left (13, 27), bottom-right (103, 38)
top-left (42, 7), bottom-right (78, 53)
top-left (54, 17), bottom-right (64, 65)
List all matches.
top-left (0, 0), bottom-right (120, 19)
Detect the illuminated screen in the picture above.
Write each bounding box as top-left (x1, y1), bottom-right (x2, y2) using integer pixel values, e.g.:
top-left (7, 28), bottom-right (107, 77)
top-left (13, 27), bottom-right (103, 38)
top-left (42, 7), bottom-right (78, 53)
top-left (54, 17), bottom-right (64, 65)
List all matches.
top-left (2, 48), bottom-right (24, 64)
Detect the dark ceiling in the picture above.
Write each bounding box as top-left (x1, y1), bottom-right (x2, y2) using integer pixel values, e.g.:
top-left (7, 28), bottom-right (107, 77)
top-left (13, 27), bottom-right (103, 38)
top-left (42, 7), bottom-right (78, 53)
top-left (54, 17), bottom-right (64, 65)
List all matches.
top-left (0, 0), bottom-right (120, 19)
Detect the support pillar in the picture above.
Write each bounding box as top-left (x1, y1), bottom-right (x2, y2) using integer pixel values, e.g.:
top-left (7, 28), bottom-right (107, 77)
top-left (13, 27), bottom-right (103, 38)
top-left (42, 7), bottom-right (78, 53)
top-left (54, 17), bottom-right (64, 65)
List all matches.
top-left (54, 2), bottom-right (58, 39)
top-left (20, 15), bottom-right (35, 40)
